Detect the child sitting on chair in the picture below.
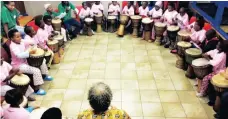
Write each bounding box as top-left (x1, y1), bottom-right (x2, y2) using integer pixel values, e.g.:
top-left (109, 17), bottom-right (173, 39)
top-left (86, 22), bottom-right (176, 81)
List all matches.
top-left (175, 7), bottom-right (189, 30)
top-left (122, 1), bottom-right (135, 34)
top-left (197, 40), bottom-right (228, 97)
top-left (201, 29), bottom-right (219, 53)
top-left (91, 1), bottom-right (106, 32)
top-left (9, 29), bottom-right (53, 96)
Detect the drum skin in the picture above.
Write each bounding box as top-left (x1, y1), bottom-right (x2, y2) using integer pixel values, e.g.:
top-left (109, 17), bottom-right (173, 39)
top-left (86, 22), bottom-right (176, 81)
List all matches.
top-left (185, 48), bottom-right (202, 64)
top-left (47, 40), bottom-right (59, 53)
top-left (52, 18), bottom-right (62, 31)
top-left (27, 48), bottom-right (45, 67)
top-left (10, 74), bottom-right (30, 95)
top-left (177, 41), bottom-right (191, 57)
top-left (167, 25), bottom-right (180, 40)
top-left (192, 58), bottom-right (212, 79)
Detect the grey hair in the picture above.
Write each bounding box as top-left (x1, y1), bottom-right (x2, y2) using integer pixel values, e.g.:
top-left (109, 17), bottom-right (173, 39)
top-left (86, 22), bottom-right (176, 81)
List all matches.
top-left (88, 82), bottom-right (113, 113)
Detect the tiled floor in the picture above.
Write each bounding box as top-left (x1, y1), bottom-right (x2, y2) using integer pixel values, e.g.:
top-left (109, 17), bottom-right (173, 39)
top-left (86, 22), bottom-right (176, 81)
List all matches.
top-left (29, 33), bottom-right (215, 119)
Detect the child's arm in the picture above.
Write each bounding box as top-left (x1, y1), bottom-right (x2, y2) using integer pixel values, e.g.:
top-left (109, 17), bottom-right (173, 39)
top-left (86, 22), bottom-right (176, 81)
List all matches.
top-left (11, 45), bottom-right (30, 59)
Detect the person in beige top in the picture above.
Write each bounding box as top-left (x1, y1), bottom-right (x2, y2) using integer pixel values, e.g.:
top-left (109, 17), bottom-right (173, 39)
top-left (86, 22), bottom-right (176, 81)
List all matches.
top-left (77, 82), bottom-right (131, 119)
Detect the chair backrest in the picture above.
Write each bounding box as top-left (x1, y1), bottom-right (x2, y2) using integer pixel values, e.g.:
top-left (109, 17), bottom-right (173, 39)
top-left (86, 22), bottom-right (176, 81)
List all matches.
top-left (27, 20), bottom-right (39, 32)
top-left (189, 16), bottom-right (196, 24)
top-left (122, 1), bottom-right (128, 9)
top-left (1, 39), bottom-right (12, 63)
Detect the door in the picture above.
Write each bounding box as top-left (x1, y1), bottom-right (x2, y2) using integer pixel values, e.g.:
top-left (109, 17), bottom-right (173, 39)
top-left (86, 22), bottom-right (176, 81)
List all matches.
top-left (14, 1), bottom-right (26, 14)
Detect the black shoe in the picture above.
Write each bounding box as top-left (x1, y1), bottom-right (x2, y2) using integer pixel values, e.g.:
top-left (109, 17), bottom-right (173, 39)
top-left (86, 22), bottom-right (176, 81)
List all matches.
top-left (214, 113), bottom-right (219, 119)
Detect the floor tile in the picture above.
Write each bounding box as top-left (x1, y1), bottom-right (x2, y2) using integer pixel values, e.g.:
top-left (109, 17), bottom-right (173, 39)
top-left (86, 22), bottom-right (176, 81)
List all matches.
top-left (122, 90), bottom-right (141, 101)
top-left (159, 91), bottom-right (180, 102)
top-left (67, 79), bottom-right (87, 90)
top-left (121, 80), bottom-right (139, 90)
top-left (136, 63), bottom-right (152, 70)
top-left (177, 91), bottom-right (200, 103)
top-left (182, 103), bottom-right (208, 118)
top-left (90, 62), bottom-right (106, 70)
top-left (155, 80), bottom-right (175, 90)
top-left (138, 80), bottom-right (157, 90)
top-left (41, 100), bottom-right (62, 108)
top-left (142, 102), bottom-right (164, 117)
top-left (162, 103), bottom-right (186, 118)
top-left (105, 69), bottom-right (121, 79)
top-left (43, 89), bottom-right (66, 101)
top-left (121, 70), bottom-right (138, 80)
top-left (140, 90), bottom-right (160, 102)
top-left (122, 102), bottom-right (143, 116)
top-left (49, 78), bottom-right (70, 89)
top-left (63, 89), bottom-right (84, 101)
top-left (88, 70), bottom-right (105, 79)
top-left (60, 101), bottom-right (81, 117)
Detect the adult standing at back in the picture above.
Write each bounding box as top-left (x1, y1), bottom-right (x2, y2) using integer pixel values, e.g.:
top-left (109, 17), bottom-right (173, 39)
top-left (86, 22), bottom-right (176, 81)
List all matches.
top-left (58, 1), bottom-right (81, 39)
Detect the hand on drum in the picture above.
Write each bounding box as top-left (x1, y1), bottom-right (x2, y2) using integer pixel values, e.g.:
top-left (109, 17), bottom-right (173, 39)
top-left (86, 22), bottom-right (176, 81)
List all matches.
top-left (48, 35), bottom-right (54, 41)
top-left (93, 12), bottom-right (98, 15)
top-left (202, 54), bottom-right (211, 60)
top-left (29, 49), bottom-right (36, 55)
top-left (17, 71), bottom-right (23, 76)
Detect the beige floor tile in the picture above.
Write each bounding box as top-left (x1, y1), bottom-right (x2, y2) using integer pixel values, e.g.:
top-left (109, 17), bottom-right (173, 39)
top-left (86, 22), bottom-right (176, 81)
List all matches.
top-left (59, 62), bottom-right (76, 70)
top-left (63, 89), bottom-right (84, 101)
top-left (92, 55), bottom-right (107, 62)
top-left (166, 118), bottom-right (187, 119)
top-left (155, 80), bottom-right (175, 90)
top-left (144, 117), bottom-right (165, 119)
top-left (111, 101), bottom-right (122, 109)
top-left (60, 101), bottom-right (81, 117)
top-left (80, 101), bottom-right (91, 112)
top-left (107, 55), bottom-right (121, 62)
top-left (67, 79), bottom-right (87, 90)
top-left (43, 89), bottom-right (66, 101)
top-left (74, 61), bottom-right (91, 71)
top-left (137, 71), bottom-right (154, 80)
top-left (134, 49), bottom-right (148, 56)
top-left (148, 50), bottom-right (161, 56)
top-left (162, 103), bottom-right (186, 118)
top-left (112, 90), bottom-right (122, 101)
top-left (121, 80), bottom-right (139, 90)
top-left (201, 103), bottom-right (215, 119)
top-left (107, 49), bottom-right (121, 56)
top-left (54, 70), bottom-right (72, 78)
top-left (88, 70), bottom-right (105, 79)
top-left (140, 90), bottom-right (160, 102)
top-left (122, 90), bottom-right (141, 101)
top-left (106, 62), bottom-right (121, 69)
top-left (121, 44), bottom-right (133, 49)
top-left (133, 44), bottom-right (146, 50)
top-left (138, 80), bottom-right (157, 90)
top-left (122, 102), bottom-right (143, 116)
top-left (77, 55), bottom-right (92, 62)
top-left (136, 63), bottom-right (152, 70)
top-left (121, 48), bottom-right (134, 55)
top-left (121, 63), bottom-right (136, 70)
top-left (108, 44), bottom-right (121, 49)
top-left (121, 55), bottom-right (135, 62)
top-left (71, 70), bottom-right (89, 79)
top-left (41, 100), bottom-right (62, 108)
top-left (131, 117), bottom-right (144, 119)
top-left (104, 80), bottom-right (121, 89)
top-left (142, 102), bottom-right (164, 117)
top-left (159, 91), bottom-right (180, 102)
top-left (151, 63), bottom-right (167, 70)
top-left (182, 103), bottom-right (208, 118)
top-left (121, 70), bottom-right (138, 80)
top-left (90, 62), bottom-right (106, 70)
top-left (177, 91), bottom-right (200, 103)
top-left (93, 49), bottom-right (107, 56)
top-left (105, 69), bottom-right (121, 79)
top-left (153, 71), bottom-right (170, 80)
top-left (49, 78), bottom-right (70, 89)
top-left (172, 80), bottom-right (194, 91)
top-left (94, 44), bottom-right (108, 50)
top-left (148, 56), bottom-right (164, 63)
top-left (135, 56), bottom-right (149, 63)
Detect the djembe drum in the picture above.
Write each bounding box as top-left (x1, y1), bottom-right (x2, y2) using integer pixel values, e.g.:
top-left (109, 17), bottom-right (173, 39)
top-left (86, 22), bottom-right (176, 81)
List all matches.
top-left (52, 18), bottom-right (62, 32)
top-left (176, 41), bottom-right (191, 69)
top-left (142, 18), bottom-right (153, 41)
top-left (177, 30), bottom-right (192, 41)
top-left (53, 35), bottom-right (64, 56)
top-left (85, 18), bottom-right (94, 36)
top-left (3, 96), bottom-right (28, 108)
top-left (154, 22), bottom-right (166, 45)
top-left (10, 74), bottom-right (30, 95)
top-left (47, 40), bottom-right (60, 64)
top-left (185, 48), bottom-right (202, 78)
top-left (27, 48), bottom-right (45, 67)
top-left (44, 50), bottom-right (52, 64)
top-left (166, 25), bottom-right (180, 49)
top-left (117, 14), bottom-right (129, 36)
top-left (108, 15), bottom-right (117, 33)
top-left (95, 14), bottom-right (103, 33)
top-left (211, 72), bottom-right (228, 111)
top-left (30, 107), bottom-right (48, 119)
top-left (192, 58), bottom-right (212, 92)
top-left (130, 15), bottom-right (142, 37)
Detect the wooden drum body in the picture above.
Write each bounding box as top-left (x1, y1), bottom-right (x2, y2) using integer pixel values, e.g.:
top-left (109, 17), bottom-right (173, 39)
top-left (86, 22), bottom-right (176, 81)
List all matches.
top-left (27, 48), bottom-right (45, 67)
top-left (52, 52), bottom-right (61, 64)
top-left (44, 50), bottom-right (52, 64)
top-left (154, 22), bottom-right (166, 45)
top-left (10, 74), bottom-right (30, 95)
top-left (167, 25), bottom-right (180, 49)
top-left (177, 30), bottom-right (192, 41)
top-left (142, 18), bottom-right (153, 41)
top-left (117, 15), bottom-right (129, 36)
top-left (176, 41), bottom-right (191, 69)
top-left (95, 14), bottom-right (103, 33)
top-left (47, 40), bottom-right (59, 53)
top-left (192, 58), bottom-right (212, 80)
top-left (53, 35), bottom-right (64, 56)
top-left (131, 15), bottom-right (142, 37)
top-left (108, 15), bottom-right (117, 33)
top-left (52, 18), bottom-right (62, 32)
top-left (85, 18), bottom-right (94, 36)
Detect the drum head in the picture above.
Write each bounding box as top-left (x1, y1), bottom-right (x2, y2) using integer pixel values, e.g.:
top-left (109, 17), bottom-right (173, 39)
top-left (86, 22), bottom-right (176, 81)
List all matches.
top-left (95, 14), bottom-right (103, 17)
top-left (130, 15), bottom-right (142, 20)
top-left (155, 22), bottom-right (166, 27)
top-left (45, 50), bottom-right (52, 56)
top-left (53, 35), bottom-right (64, 41)
top-left (85, 18), bottom-right (93, 22)
top-left (142, 18), bottom-right (153, 24)
top-left (47, 40), bottom-right (58, 45)
top-left (11, 74), bottom-right (30, 85)
top-left (178, 30), bottom-right (192, 37)
top-left (108, 15), bottom-right (117, 20)
top-left (167, 25), bottom-right (180, 31)
top-left (177, 41), bottom-right (191, 48)
top-left (30, 48), bottom-right (45, 57)
top-left (52, 18), bottom-right (61, 23)
top-left (212, 73), bottom-right (228, 88)
top-left (185, 48), bottom-right (202, 56)
top-left (30, 107), bottom-right (48, 119)
top-left (192, 58), bottom-right (210, 67)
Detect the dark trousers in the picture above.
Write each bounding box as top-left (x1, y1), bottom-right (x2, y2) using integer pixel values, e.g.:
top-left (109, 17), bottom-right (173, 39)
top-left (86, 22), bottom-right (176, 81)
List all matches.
top-left (63, 18), bottom-right (81, 36)
top-left (219, 92), bottom-right (228, 119)
top-left (208, 81), bottom-right (216, 104)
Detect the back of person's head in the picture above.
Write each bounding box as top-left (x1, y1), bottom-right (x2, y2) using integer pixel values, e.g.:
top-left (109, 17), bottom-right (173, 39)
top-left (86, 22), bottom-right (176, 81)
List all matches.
top-left (8, 29), bottom-right (19, 39)
top-left (88, 82), bottom-right (113, 113)
top-left (196, 19), bottom-right (205, 29)
top-left (43, 15), bottom-right (52, 23)
top-left (35, 15), bottom-right (44, 27)
top-left (219, 40), bottom-right (228, 53)
top-left (41, 107), bottom-right (62, 119)
top-left (5, 89), bottom-right (23, 106)
top-left (24, 26), bottom-right (33, 35)
top-left (206, 29), bottom-right (216, 40)
top-left (168, 2), bottom-right (175, 9)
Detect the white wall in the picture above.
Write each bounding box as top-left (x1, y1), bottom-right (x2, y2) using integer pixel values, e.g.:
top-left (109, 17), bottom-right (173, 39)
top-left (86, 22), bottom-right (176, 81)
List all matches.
top-left (24, 1), bottom-right (122, 17)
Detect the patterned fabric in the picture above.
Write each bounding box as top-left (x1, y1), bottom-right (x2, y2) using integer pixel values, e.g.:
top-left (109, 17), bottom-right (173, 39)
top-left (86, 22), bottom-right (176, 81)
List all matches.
top-left (200, 72), bottom-right (217, 95)
top-left (77, 106), bottom-right (131, 119)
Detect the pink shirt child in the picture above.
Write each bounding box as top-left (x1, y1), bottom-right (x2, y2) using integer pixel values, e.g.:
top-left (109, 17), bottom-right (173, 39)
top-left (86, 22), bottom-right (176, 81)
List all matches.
top-left (3, 107), bottom-right (30, 119)
top-left (162, 9), bottom-right (178, 25)
top-left (79, 7), bottom-right (92, 19)
top-left (23, 35), bottom-right (38, 49)
top-left (122, 6), bottom-right (134, 16)
top-left (176, 13), bottom-right (189, 29)
top-left (36, 27), bottom-right (49, 49)
top-left (108, 4), bottom-right (121, 16)
top-left (0, 61), bottom-right (12, 86)
top-left (44, 24), bottom-right (53, 36)
top-left (138, 6), bottom-right (149, 17)
top-left (190, 29), bottom-right (206, 45)
top-left (149, 8), bottom-right (163, 21)
top-left (91, 3), bottom-right (104, 15)
top-left (206, 49), bottom-right (227, 73)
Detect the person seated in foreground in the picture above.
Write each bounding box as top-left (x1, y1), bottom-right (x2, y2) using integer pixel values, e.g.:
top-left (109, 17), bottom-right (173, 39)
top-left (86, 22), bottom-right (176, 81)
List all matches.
top-left (201, 29), bottom-right (219, 53)
top-left (41, 107), bottom-right (62, 119)
top-left (77, 82), bottom-right (131, 119)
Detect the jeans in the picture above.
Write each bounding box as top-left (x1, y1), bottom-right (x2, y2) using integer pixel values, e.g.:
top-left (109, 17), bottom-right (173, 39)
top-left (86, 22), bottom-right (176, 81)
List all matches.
top-left (63, 18), bottom-right (81, 36)
top-left (15, 25), bottom-right (25, 38)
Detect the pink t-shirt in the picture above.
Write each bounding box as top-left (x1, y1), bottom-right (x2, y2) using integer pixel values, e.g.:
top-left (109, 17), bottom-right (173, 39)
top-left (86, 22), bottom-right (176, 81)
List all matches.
top-left (10, 42), bottom-right (28, 68)
top-left (138, 6), bottom-right (149, 17)
top-left (122, 6), bottom-right (134, 16)
top-left (23, 35), bottom-right (38, 49)
top-left (91, 3), bottom-right (104, 15)
top-left (0, 61), bottom-right (12, 86)
top-left (36, 28), bottom-right (49, 49)
top-left (79, 7), bottom-right (92, 19)
top-left (207, 49), bottom-right (227, 73)
top-left (3, 107), bottom-right (30, 119)
top-left (190, 29), bottom-right (206, 44)
top-left (108, 4), bottom-right (121, 16)
top-left (163, 9), bottom-right (178, 25)
top-left (149, 8), bottom-right (163, 19)
top-left (44, 24), bottom-right (54, 36)
top-left (176, 13), bottom-right (189, 29)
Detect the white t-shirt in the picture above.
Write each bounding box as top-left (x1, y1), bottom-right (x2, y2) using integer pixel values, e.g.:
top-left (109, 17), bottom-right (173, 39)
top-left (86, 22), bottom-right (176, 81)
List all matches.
top-left (108, 4), bottom-right (121, 16)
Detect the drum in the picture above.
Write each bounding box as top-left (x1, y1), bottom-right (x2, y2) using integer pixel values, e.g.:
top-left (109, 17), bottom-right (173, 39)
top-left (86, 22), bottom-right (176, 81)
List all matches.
top-left (131, 15), bottom-right (142, 37)
top-left (166, 25), bottom-right (180, 49)
top-left (177, 41), bottom-right (191, 57)
top-left (27, 48), bottom-right (45, 67)
top-left (117, 15), bottom-right (129, 36)
top-left (44, 50), bottom-right (52, 64)
top-left (142, 18), bottom-right (153, 41)
top-left (52, 52), bottom-right (61, 64)
top-left (154, 22), bottom-right (166, 45)
top-left (95, 14), bottom-right (103, 33)
top-left (30, 107), bottom-right (48, 119)
top-left (85, 17), bottom-right (94, 36)
top-left (52, 18), bottom-right (62, 31)
top-left (3, 96), bottom-right (28, 108)
top-left (10, 74), bottom-right (30, 95)
top-left (177, 30), bottom-right (192, 41)
top-left (53, 35), bottom-right (64, 55)
top-left (47, 40), bottom-right (59, 53)
top-left (108, 15), bottom-right (117, 33)
top-left (192, 58), bottom-right (212, 79)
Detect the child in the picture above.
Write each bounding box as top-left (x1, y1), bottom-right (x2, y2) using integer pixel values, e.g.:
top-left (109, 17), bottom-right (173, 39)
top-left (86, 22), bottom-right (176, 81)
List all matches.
top-left (91, 1), bottom-right (106, 31)
top-left (148, 1), bottom-right (163, 41)
top-left (3, 89), bottom-right (30, 119)
top-left (44, 4), bottom-right (66, 19)
top-left (138, 1), bottom-right (149, 17)
top-left (9, 29), bottom-right (52, 95)
top-left (41, 107), bottom-right (62, 119)
top-left (0, 58), bottom-right (35, 101)
top-left (108, 1), bottom-right (121, 16)
top-left (122, 1), bottom-right (135, 34)
top-left (201, 29), bottom-right (219, 53)
top-left (197, 40), bottom-right (228, 97)
top-left (24, 26), bottom-right (38, 49)
top-left (35, 15), bottom-right (55, 68)
top-left (175, 7), bottom-right (189, 30)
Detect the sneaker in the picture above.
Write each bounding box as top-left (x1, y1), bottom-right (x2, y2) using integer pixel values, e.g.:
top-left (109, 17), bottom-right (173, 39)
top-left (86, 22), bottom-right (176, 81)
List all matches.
top-left (92, 30), bottom-right (95, 35)
top-left (170, 49), bottom-right (177, 54)
top-left (80, 30), bottom-right (83, 35)
top-left (34, 89), bottom-right (46, 95)
top-left (196, 92), bottom-right (204, 97)
top-left (44, 75), bottom-right (53, 81)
